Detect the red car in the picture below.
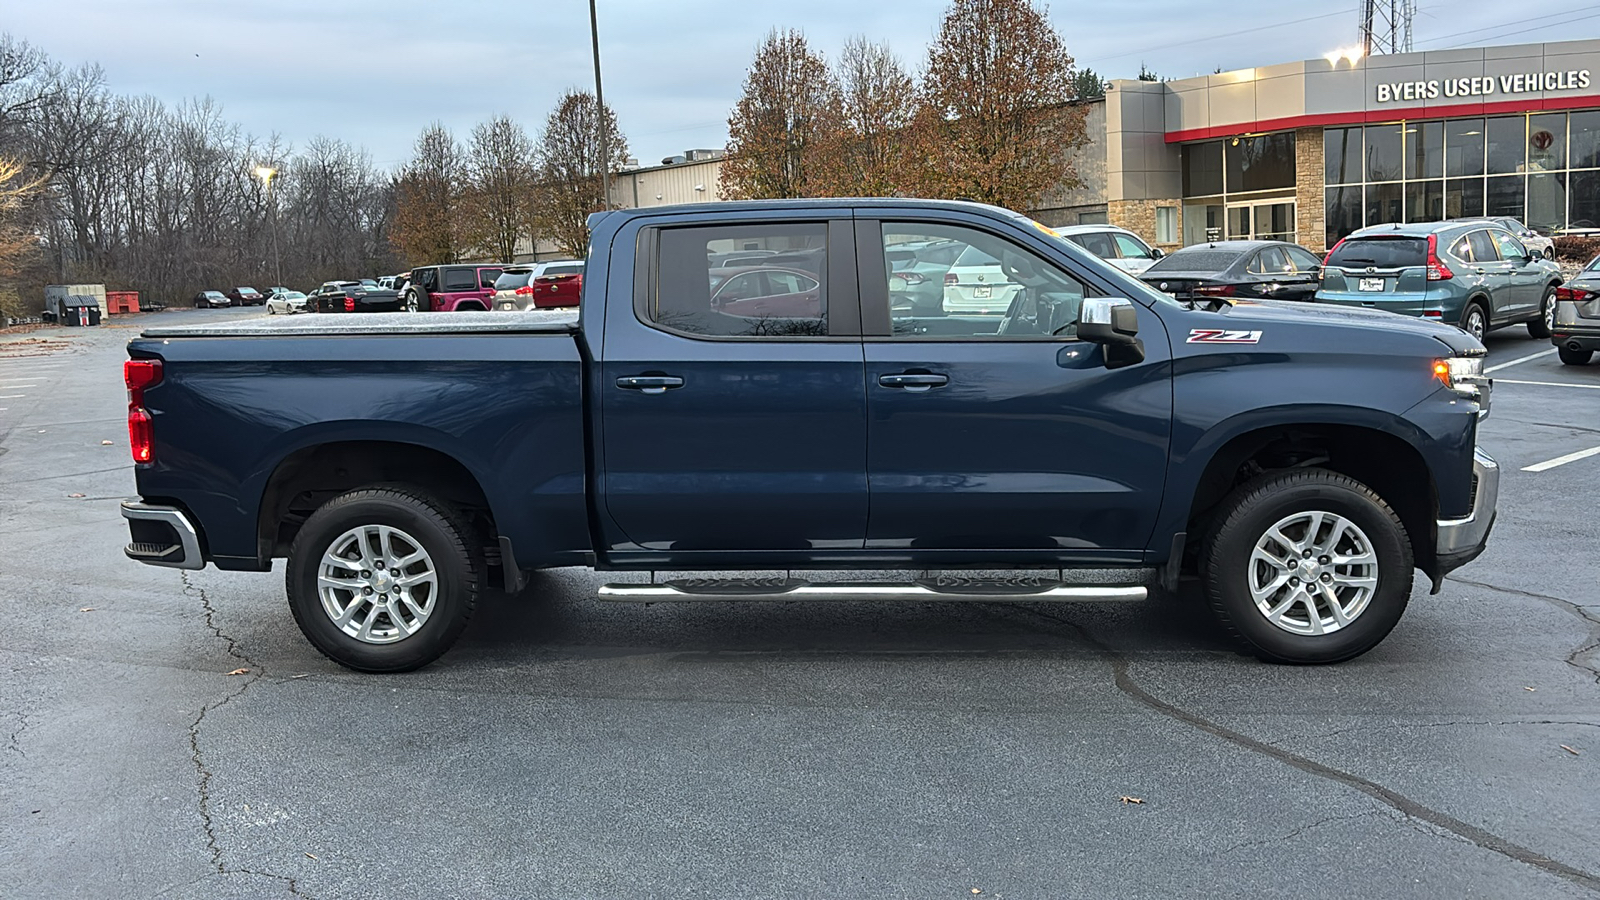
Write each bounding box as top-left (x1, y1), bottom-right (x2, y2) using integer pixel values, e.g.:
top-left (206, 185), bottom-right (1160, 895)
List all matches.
top-left (224, 286), bottom-right (264, 306)
top-left (400, 264), bottom-right (506, 312)
top-left (709, 266), bottom-right (822, 318)
top-left (530, 261), bottom-right (584, 309)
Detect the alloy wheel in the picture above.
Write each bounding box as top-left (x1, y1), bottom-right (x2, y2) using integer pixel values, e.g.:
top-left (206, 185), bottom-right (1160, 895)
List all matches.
top-left (1247, 510), bottom-right (1379, 636)
top-left (317, 524), bottom-right (438, 644)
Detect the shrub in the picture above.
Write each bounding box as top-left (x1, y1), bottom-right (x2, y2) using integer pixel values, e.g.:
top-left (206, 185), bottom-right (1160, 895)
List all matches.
top-left (1552, 235), bottom-right (1600, 264)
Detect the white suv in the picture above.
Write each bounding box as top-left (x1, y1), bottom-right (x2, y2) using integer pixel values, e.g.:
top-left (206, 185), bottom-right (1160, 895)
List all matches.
top-left (1056, 224), bottom-right (1163, 275)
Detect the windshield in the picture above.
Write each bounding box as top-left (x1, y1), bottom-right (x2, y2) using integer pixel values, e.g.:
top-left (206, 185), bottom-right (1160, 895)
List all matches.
top-left (1327, 237), bottom-right (1428, 268)
top-left (1145, 249), bottom-right (1245, 274)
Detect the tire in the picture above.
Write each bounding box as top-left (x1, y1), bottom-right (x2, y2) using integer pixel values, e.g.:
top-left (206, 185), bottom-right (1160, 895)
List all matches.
top-left (1544, 247), bottom-right (1555, 260)
top-left (402, 289), bottom-right (423, 313)
top-left (286, 487), bottom-right (480, 672)
top-left (267, 303), bottom-right (277, 315)
top-left (1559, 345), bottom-right (1594, 366)
top-left (1460, 301), bottom-right (1488, 341)
top-left (1200, 468), bottom-right (1414, 665)
top-left (1528, 285), bottom-right (1555, 339)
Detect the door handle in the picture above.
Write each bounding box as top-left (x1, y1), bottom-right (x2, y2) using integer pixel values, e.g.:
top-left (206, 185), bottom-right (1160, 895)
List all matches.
top-left (616, 375), bottom-right (684, 394)
top-left (878, 373), bottom-right (948, 392)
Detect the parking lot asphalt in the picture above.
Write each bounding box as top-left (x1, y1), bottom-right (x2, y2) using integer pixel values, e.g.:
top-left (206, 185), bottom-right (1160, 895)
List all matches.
top-left (2, 309), bottom-right (1598, 899)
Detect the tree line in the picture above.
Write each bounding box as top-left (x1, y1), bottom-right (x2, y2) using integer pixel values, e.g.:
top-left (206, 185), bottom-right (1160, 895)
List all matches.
top-left (719, 0), bottom-right (1098, 212)
top-left (0, 33), bottom-right (625, 316)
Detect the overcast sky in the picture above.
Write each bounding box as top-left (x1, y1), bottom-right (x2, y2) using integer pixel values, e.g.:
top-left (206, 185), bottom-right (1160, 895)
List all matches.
top-left (10, 1), bottom-right (1599, 169)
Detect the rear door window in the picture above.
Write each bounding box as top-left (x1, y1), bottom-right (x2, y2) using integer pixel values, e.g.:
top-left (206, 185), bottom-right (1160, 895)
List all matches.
top-left (1068, 232), bottom-right (1117, 259)
top-left (478, 268), bottom-right (502, 289)
top-left (1326, 238), bottom-right (1428, 269)
top-left (1467, 230), bottom-right (1500, 262)
top-left (648, 222), bottom-right (829, 337)
top-left (442, 267), bottom-right (478, 291)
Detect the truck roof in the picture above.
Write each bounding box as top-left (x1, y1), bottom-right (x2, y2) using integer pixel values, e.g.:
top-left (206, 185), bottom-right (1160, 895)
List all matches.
top-left (592, 197), bottom-right (1017, 229)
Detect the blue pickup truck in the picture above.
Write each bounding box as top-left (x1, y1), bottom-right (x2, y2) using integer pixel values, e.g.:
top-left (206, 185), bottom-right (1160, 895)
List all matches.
top-left (120, 199), bottom-right (1498, 671)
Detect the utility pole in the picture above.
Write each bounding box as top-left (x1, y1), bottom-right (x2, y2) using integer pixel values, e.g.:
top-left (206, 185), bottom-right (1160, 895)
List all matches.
top-left (254, 166), bottom-right (282, 286)
top-left (589, 0), bottom-right (611, 210)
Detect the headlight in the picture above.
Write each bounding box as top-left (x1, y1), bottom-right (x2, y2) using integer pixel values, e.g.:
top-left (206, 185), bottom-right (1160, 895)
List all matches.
top-left (1433, 355), bottom-right (1490, 418)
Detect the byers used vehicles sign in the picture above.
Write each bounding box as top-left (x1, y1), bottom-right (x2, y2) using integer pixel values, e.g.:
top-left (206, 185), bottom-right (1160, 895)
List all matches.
top-left (1376, 69), bottom-right (1592, 103)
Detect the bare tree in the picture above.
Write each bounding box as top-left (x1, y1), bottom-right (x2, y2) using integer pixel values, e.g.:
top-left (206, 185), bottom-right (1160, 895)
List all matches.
top-left (532, 90), bottom-right (628, 258)
top-left (462, 115), bottom-right (535, 263)
top-left (719, 29), bottom-right (841, 200)
top-left (391, 123), bottom-right (466, 265)
top-left (921, 0), bottom-right (1089, 210)
top-left (812, 37), bottom-right (923, 197)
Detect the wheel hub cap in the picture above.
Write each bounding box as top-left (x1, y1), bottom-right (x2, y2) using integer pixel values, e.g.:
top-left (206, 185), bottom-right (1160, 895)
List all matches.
top-left (317, 524), bottom-right (438, 644)
top-left (1247, 510), bottom-right (1379, 636)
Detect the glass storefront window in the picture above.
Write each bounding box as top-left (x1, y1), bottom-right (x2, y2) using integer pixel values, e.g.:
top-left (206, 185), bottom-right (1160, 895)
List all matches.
top-left (1155, 206), bottom-right (1178, 243)
top-left (1225, 133), bottom-right (1295, 192)
top-left (1528, 114), bottom-right (1566, 172)
top-left (1366, 182), bottom-right (1403, 225)
top-left (1325, 186), bottom-right (1361, 248)
top-left (1573, 171), bottom-right (1600, 229)
top-left (1485, 175), bottom-right (1525, 218)
top-left (1572, 111), bottom-right (1600, 170)
top-left (1183, 201), bottom-right (1224, 245)
top-left (1526, 173), bottom-right (1566, 233)
top-left (1486, 117), bottom-right (1526, 174)
top-left (1405, 121), bottom-right (1443, 180)
top-left (1325, 127), bottom-right (1362, 185)
top-left (1365, 124), bottom-right (1404, 182)
top-left (1183, 142), bottom-right (1224, 197)
top-left (1405, 181), bottom-right (1444, 222)
top-left (1445, 119), bottom-right (1485, 177)
top-left (1444, 177), bottom-right (1484, 218)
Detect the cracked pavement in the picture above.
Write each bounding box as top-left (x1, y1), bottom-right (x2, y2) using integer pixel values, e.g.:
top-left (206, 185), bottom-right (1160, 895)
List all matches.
top-left (2, 311), bottom-right (1598, 898)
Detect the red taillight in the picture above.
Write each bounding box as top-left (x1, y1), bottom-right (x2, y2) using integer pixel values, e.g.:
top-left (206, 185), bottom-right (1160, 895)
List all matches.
top-left (124, 359), bottom-right (162, 464)
top-left (344, 297), bottom-right (355, 312)
top-left (1423, 309), bottom-right (1443, 318)
top-left (1555, 286), bottom-right (1596, 302)
top-left (892, 272), bottom-right (926, 285)
top-left (1193, 284), bottom-right (1237, 297)
top-left (944, 273), bottom-right (958, 285)
top-left (1426, 234), bottom-right (1453, 281)
top-left (514, 285), bottom-right (535, 295)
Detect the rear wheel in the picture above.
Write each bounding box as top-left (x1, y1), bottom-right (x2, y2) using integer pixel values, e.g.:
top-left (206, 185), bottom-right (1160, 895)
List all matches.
top-left (1559, 345), bottom-right (1594, 366)
top-left (1460, 301), bottom-right (1488, 341)
top-left (1200, 469), bottom-right (1413, 664)
top-left (286, 487), bottom-right (480, 672)
top-left (1528, 285), bottom-right (1555, 339)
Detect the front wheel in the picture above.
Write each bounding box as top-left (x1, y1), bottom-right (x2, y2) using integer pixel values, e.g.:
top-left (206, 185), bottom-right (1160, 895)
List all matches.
top-left (1559, 345), bottom-right (1594, 366)
top-left (286, 487), bottom-right (480, 672)
top-left (1200, 469), bottom-right (1413, 664)
top-left (1528, 285), bottom-right (1555, 339)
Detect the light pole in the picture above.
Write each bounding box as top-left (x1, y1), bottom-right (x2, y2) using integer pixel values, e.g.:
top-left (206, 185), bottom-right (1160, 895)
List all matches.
top-left (589, 0), bottom-right (611, 211)
top-left (254, 166), bottom-right (281, 286)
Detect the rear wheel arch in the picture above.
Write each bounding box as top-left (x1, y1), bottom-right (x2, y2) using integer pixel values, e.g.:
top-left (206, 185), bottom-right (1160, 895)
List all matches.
top-left (1183, 423), bottom-right (1438, 582)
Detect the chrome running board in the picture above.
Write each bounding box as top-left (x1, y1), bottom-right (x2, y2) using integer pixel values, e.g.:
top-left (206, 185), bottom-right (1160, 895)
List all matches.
top-left (598, 577), bottom-right (1147, 603)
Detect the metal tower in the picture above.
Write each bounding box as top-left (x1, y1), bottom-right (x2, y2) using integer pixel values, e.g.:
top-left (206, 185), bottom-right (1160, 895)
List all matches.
top-left (1361, 0), bottom-right (1416, 55)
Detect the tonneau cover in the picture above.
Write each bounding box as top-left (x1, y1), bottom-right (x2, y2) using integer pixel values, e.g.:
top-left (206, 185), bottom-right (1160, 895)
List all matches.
top-left (141, 309), bottom-right (578, 338)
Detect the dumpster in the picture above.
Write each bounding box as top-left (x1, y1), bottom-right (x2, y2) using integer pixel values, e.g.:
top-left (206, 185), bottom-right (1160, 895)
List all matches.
top-left (58, 295), bottom-right (102, 327)
top-left (107, 290), bottom-right (140, 314)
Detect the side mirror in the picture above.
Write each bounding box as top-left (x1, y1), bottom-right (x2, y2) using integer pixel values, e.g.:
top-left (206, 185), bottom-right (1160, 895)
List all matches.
top-left (1149, 247), bottom-right (1164, 259)
top-left (1077, 298), bottom-right (1145, 369)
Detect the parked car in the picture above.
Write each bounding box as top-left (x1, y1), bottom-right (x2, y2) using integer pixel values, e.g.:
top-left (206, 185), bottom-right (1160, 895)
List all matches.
top-left (399, 264), bottom-right (506, 312)
top-left (1452, 216), bottom-right (1555, 259)
top-left (225, 287), bottom-right (264, 306)
top-left (1316, 221), bottom-right (1564, 340)
top-left (1551, 253), bottom-right (1600, 366)
top-left (307, 281), bottom-right (402, 313)
top-left (1057, 224), bottom-right (1163, 275)
top-left (265, 290), bottom-right (309, 315)
top-left (1139, 240), bottom-right (1325, 302)
top-left (122, 197), bottom-right (1496, 673)
top-left (942, 243), bottom-right (1024, 314)
top-left (708, 249), bottom-right (780, 268)
top-left (191, 290), bottom-right (230, 308)
top-left (491, 262), bottom-right (583, 310)
top-left (886, 238), bottom-right (964, 315)
top-left (708, 265), bottom-right (821, 318)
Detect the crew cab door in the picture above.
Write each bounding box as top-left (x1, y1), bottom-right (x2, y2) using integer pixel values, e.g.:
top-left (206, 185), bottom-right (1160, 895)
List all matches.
top-left (597, 213), bottom-right (867, 557)
top-left (857, 213), bottom-right (1173, 563)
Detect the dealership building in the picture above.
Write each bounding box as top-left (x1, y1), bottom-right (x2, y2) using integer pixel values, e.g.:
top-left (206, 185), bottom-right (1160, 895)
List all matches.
top-left (1038, 37), bottom-right (1600, 252)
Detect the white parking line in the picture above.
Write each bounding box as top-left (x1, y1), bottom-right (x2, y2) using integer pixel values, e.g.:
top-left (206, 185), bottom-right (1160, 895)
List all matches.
top-left (1523, 446), bottom-right (1600, 472)
top-left (1496, 379), bottom-right (1600, 390)
top-left (0, 382), bottom-right (44, 388)
top-left (1486, 348), bottom-right (1558, 372)
top-left (0, 394), bottom-right (24, 399)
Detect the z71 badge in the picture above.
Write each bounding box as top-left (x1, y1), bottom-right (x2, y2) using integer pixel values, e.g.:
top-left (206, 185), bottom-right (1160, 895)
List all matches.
top-left (1187, 328), bottom-right (1263, 344)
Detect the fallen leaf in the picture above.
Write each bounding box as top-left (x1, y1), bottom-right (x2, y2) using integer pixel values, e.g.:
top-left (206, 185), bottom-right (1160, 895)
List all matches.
top-left (1525, 686), bottom-right (1537, 692)
top-left (305, 852), bottom-right (318, 860)
top-left (67, 493), bottom-right (85, 498)
top-left (1119, 795), bottom-right (1144, 805)
top-left (100, 440), bottom-right (113, 445)
top-left (1561, 745), bottom-right (1580, 756)
top-left (224, 667), bottom-right (249, 676)
top-left (79, 607), bottom-right (95, 612)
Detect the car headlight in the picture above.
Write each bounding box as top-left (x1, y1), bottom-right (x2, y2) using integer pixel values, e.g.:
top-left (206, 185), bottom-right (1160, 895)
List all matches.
top-left (1433, 354), bottom-right (1490, 416)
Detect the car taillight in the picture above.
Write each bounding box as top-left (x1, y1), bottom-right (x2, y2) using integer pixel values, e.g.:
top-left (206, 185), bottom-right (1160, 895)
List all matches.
top-left (344, 297), bottom-right (355, 312)
top-left (1193, 284), bottom-right (1237, 297)
top-left (124, 359), bottom-right (162, 464)
top-left (1555, 286), bottom-right (1596, 302)
top-left (892, 272), bottom-right (926, 285)
top-left (514, 285), bottom-right (535, 295)
top-left (1426, 234), bottom-right (1453, 281)
top-left (944, 273), bottom-right (958, 285)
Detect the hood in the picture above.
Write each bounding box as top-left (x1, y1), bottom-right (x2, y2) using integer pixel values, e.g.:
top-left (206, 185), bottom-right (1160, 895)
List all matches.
top-left (1203, 298), bottom-right (1484, 355)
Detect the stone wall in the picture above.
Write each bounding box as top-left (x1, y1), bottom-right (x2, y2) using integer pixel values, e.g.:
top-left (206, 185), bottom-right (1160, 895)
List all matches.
top-left (1109, 198), bottom-right (1183, 250)
top-left (1295, 127), bottom-right (1326, 252)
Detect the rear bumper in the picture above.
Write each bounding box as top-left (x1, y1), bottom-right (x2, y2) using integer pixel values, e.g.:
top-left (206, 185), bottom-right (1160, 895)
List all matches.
top-left (1435, 447), bottom-right (1498, 576)
top-left (121, 501), bottom-right (205, 570)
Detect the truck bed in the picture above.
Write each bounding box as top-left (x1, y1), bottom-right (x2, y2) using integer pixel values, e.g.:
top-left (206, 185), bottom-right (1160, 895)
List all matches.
top-left (140, 309), bottom-right (579, 338)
